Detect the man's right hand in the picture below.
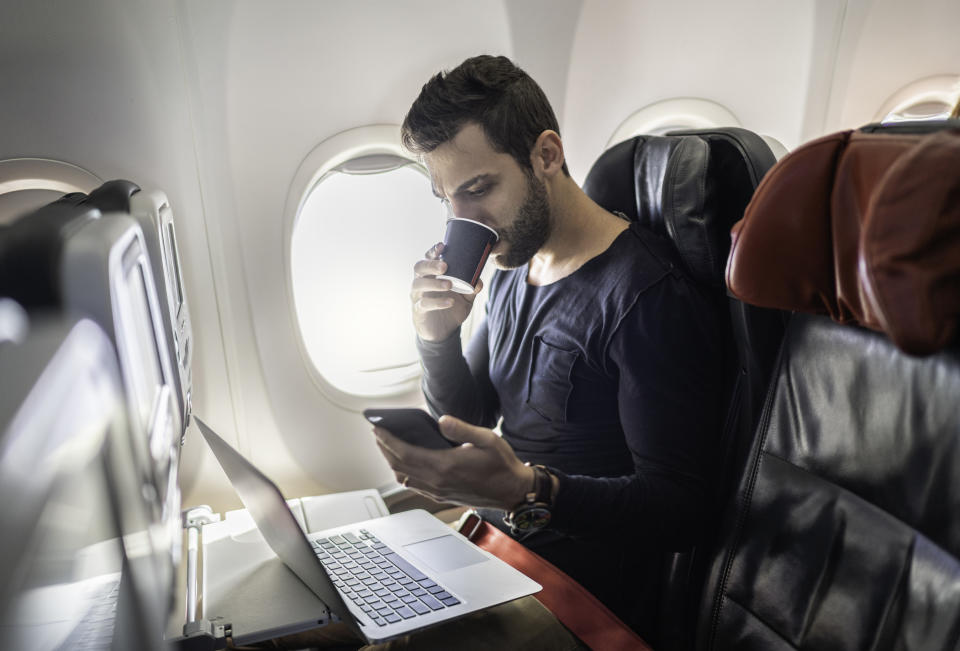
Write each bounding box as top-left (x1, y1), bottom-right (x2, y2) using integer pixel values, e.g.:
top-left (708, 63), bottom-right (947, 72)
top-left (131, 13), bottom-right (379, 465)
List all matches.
top-left (411, 242), bottom-right (482, 342)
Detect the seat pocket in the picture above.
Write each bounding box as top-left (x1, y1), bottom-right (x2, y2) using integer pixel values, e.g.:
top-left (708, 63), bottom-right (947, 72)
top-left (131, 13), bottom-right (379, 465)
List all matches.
top-left (526, 336), bottom-right (578, 422)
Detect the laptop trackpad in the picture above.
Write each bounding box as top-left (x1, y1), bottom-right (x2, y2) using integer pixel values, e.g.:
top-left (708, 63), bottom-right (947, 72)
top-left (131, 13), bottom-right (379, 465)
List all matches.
top-left (403, 535), bottom-right (487, 573)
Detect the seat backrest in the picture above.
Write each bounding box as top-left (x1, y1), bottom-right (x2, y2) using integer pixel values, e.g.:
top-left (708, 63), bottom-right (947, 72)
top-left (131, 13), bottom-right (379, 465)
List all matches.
top-left (583, 128), bottom-right (784, 449)
top-left (701, 121), bottom-right (960, 650)
top-left (0, 193), bottom-right (184, 595)
top-left (85, 180), bottom-right (194, 437)
top-left (583, 128), bottom-right (784, 437)
top-left (0, 194), bottom-right (100, 306)
top-left (0, 309), bottom-right (169, 651)
top-left (582, 127), bottom-right (785, 647)
top-left (0, 181), bottom-right (191, 444)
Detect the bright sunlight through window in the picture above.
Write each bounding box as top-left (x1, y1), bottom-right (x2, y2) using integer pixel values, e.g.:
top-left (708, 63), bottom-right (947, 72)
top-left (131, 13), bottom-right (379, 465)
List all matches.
top-left (291, 160), bottom-right (444, 397)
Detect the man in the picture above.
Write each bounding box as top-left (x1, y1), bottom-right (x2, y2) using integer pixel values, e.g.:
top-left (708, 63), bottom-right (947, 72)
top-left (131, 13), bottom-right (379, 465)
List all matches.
top-left (374, 55), bottom-right (725, 642)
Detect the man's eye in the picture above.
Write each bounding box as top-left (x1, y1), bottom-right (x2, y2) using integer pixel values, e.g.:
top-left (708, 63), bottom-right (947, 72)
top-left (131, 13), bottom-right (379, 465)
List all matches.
top-left (468, 186), bottom-right (488, 197)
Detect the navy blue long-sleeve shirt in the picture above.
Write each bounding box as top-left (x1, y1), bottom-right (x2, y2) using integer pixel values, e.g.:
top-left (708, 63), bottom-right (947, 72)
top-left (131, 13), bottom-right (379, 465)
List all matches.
top-left (416, 222), bottom-right (726, 626)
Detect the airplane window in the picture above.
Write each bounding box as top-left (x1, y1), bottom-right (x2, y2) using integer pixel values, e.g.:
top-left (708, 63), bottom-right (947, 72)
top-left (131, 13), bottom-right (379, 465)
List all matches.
top-left (606, 98), bottom-right (742, 148)
top-left (291, 158), bottom-right (447, 397)
top-left (882, 99), bottom-right (954, 122)
top-left (0, 158), bottom-right (101, 224)
top-left (876, 75), bottom-right (959, 123)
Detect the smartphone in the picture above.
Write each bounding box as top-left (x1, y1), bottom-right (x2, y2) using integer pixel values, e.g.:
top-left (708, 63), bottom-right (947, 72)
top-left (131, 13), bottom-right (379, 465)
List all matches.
top-left (363, 408), bottom-right (458, 450)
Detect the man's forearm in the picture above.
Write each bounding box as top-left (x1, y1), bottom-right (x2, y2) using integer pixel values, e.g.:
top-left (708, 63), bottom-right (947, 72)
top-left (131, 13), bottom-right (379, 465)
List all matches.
top-left (417, 330), bottom-right (498, 427)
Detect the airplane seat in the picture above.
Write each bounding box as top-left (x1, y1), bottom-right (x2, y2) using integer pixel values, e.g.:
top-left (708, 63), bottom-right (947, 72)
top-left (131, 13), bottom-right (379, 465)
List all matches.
top-left (700, 122), bottom-right (960, 650)
top-left (84, 179), bottom-right (194, 437)
top-left (0, 179), bottom-right (192, 443)
top-left (0, 307), bottom-right (170, 651)
top-left (0, 194), bottom-right (184, 612)
top-left (582, 127), bottom-right (784, 648)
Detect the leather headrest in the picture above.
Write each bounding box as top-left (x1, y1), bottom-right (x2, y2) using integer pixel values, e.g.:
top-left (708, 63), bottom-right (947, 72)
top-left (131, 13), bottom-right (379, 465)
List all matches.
top-left (584, 128), bottom-right (775, 288)
top-left (727, 125), bottom-right (960, 355)
top-left (860, 129), bottom-right (960, 355)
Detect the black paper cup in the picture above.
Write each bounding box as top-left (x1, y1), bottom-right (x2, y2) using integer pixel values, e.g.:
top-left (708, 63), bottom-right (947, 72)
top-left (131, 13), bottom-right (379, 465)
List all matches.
top-left (437, 218), bottom-right (499, 293)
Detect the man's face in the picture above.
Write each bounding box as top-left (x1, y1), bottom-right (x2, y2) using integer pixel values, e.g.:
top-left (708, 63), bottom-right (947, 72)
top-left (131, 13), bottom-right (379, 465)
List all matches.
top-left (424, 123), bottom-right (551, 269)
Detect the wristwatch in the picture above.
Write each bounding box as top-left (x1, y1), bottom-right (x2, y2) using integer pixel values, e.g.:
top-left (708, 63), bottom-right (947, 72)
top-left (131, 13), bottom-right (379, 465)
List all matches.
top-left (503, 464), bottom-right (554, 537)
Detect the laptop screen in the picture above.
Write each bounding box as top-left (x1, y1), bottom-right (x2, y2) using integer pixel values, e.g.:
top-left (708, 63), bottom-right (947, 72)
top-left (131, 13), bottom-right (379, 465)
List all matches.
top-left (194, 418), bottom-right (356, 634)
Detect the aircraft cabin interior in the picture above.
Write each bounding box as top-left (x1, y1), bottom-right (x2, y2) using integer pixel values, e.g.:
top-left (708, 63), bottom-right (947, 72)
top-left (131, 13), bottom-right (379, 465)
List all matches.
top-left (1, 1), bottom-right (959, 650)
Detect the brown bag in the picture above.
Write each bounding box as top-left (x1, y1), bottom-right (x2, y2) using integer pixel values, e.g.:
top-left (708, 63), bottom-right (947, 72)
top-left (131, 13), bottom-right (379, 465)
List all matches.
top-left (457, 511), bottom-right (652, 651)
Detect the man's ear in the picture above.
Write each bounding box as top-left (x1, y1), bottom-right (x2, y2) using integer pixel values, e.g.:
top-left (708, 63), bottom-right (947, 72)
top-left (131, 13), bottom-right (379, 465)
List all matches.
top-left (530, 130), bottom-right (565, 178)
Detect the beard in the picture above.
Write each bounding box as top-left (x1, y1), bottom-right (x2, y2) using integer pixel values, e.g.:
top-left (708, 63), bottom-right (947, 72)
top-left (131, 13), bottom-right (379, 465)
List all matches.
top-left (493, 171), bottom-right (552, 269)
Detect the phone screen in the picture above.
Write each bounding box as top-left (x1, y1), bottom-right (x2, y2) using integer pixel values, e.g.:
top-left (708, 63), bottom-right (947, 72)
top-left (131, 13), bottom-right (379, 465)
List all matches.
top-left (363, 408), bottom-right (457, 450)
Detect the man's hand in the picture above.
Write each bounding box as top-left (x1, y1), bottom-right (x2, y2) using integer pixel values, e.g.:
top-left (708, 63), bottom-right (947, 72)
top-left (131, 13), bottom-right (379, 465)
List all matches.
top-left (411, 243), bottom-right (482, 342)
top-left (373, 415), bottom-right (534, 510)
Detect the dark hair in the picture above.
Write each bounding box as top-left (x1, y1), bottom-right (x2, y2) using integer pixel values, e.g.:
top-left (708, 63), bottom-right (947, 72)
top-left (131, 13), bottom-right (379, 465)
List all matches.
top-left (401, 55), bottom-right (569, 175)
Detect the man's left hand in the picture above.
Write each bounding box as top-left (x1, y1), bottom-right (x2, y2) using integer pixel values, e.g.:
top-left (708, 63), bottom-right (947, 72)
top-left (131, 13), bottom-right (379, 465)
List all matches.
top-left (373, 415), bottom-right (535, 510)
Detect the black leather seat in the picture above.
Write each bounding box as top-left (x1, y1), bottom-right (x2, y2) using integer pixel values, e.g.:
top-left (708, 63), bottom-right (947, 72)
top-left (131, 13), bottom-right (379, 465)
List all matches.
top-left (582, 127), bottom-right (785, 647)
top-left (701, 121), bottom-right (960, 650)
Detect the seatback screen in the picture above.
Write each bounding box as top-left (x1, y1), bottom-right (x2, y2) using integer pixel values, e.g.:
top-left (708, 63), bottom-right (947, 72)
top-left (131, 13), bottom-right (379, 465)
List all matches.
top-left (116, 250), bottom-right (164, 436)
top-left (162, 221), bottom-right (184, 315)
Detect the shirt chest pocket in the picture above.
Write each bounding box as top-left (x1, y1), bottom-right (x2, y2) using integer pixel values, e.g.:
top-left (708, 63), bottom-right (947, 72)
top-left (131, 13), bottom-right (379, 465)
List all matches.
top-left (526, 336), bottom-right (578, 422)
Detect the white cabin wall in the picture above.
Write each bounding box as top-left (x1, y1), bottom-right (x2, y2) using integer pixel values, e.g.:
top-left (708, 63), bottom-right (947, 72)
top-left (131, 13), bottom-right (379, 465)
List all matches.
top-left (503, 0), bottom-right (584, 128)
top-left (562, 0), bottom-right (822, 183)
top-left (823, 0), bottom-right (960, 132)
top-left (0, 0), bottom-right (519, 513)
top-left (0, 0), bottom-right (235, 504)
top-left (559, 0), bottom-right (960, 183)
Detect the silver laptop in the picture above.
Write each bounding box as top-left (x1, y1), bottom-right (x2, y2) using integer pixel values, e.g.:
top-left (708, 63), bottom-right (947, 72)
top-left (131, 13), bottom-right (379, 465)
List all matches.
top-left (195, 417), bottom-right (540, 644)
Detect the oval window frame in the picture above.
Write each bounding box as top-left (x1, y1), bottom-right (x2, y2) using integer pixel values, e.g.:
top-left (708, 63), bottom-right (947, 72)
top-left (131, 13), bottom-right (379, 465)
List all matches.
top-left (284, 125), bottom-right (464, 407)
top-left (874, 74), bottom-right (959, 123)
top-left (0, 158), bottom-right (102, 222)
top-left (606, 98), bottom-right (742, 148)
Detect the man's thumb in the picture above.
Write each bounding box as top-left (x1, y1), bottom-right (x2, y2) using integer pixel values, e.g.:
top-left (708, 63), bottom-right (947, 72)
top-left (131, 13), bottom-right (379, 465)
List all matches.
top-left (438, 415), bottom-right (494, 447)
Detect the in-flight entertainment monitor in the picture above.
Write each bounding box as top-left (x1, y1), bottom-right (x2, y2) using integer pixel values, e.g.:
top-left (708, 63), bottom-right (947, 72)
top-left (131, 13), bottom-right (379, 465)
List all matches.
top-left (130, 189), bottom-right (193, 434)
top-left (59, 214), bottom-right (183, 582)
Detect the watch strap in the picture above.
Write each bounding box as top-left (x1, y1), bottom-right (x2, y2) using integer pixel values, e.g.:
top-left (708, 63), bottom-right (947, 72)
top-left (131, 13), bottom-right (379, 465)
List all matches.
top-left (530, 464), bottom-right (553, 506)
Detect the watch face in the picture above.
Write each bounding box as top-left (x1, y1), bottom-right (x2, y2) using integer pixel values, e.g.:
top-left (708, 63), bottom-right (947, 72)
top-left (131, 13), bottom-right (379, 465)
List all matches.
top-left (513, 506), bottom-right (551, 531)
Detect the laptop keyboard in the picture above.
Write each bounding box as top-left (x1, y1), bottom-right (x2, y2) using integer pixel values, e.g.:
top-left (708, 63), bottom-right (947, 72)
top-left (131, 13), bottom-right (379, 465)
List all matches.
top-left (311, 529), bottom-right (460, 627)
